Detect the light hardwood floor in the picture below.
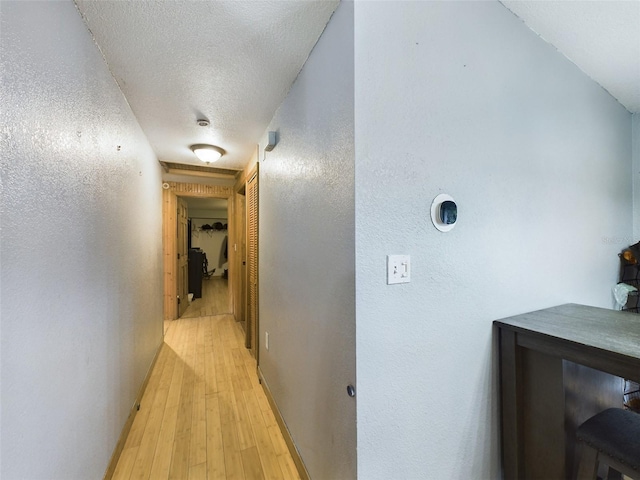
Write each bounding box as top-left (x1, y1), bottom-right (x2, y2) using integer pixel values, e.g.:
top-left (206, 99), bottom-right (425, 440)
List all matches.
top-left (114, 293), bottom-right (300, 479)
top-left (183, 277), bottom-right (231, 319)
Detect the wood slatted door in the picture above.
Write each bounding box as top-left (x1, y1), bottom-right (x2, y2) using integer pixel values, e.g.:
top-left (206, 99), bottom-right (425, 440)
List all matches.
top-left (177, 197), bottom-right (189, 318)
top-left (234, 192), bottom-right (246, 327)
top-left (246, 168), bottom-right (258, 356)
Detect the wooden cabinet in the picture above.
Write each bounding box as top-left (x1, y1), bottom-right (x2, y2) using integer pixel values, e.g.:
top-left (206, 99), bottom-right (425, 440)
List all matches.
top-left (188, 249), bottom-right (205, 299)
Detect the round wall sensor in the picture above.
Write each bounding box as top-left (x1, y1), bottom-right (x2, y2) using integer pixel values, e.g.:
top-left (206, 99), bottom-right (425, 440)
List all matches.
top-left (431, 194), bottom-right (457, 232)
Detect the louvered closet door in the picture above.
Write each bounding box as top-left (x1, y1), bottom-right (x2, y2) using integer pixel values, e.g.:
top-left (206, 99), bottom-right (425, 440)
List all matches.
top-left (246, 169), bottom-right (258, 356)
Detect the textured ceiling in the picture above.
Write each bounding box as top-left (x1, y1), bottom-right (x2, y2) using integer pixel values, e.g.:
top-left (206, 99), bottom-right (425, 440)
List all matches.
top-left (501, 0), bottom-right (640, 113)
top-left (75, 0), bottom-right (339, 170)
top-left (75, 0), bottom-right (638, 173)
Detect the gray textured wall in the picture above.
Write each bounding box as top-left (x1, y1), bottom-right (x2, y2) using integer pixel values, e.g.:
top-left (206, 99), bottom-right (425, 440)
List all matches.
top-left (0, 2), bottom-right (163, 477)
top-left (634, 114), bottom-right (640, 241)
top-left (355, 2), bottom-right (632, 478)
top-left (258, 2), bottom-right (356, 478)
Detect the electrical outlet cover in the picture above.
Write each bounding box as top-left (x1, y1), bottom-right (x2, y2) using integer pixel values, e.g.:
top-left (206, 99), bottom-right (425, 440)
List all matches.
top-left (387, 255), bottom-right (410, 284)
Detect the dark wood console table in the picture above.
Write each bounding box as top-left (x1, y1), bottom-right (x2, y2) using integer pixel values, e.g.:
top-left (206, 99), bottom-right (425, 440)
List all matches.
top-left (495, 304), bottom-right (640, 479)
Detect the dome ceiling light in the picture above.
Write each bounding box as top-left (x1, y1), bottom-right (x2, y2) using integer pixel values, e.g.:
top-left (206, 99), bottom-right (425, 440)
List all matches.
top-left (190, 144), bottom-right (225, 163)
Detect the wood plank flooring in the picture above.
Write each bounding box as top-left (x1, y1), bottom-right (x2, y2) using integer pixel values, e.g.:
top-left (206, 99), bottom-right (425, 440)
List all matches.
top-left (114, 312), bottom-right (300, 479)
top-left (182, 278), bottom-right (231, 319)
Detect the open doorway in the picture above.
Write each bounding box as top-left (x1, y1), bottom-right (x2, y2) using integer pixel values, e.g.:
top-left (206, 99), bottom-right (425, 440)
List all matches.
top-left (180, 197), bottom-right (231, 319)
top-left (161, 177), bottom-right (258, 356)
top-left (162, 181), bottom-right (235, 331)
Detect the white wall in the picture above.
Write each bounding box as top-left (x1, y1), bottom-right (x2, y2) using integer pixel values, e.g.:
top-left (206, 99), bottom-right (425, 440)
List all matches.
top-left (355, 2), bottom-right (632, 478)
top-left (258, 2), bottom-right (355, 478)
top-left (634, 114), bottom-right (640, 241)
top-left (0, 2), bottom-right (163, 478)
top-left (190, 214), bottom-right (229, 271)
top-left (190, 209), bottom-right (228, 220)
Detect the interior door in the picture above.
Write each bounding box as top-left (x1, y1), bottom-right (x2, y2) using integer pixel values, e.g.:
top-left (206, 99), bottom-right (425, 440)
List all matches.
top-left (234, 191), bottom-right (246, 327)
top-left (246, 168), bottom-right (258, 356)
top-left (177, 197), bottom-right (189, 317)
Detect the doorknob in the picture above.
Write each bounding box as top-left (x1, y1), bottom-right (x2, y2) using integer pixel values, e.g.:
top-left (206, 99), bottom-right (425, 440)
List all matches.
top-left (346, 385), bottom-right (356, 398)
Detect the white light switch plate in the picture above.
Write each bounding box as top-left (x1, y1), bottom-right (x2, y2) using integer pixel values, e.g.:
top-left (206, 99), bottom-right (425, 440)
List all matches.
top-left (387, 255), bottom-right (410, 284)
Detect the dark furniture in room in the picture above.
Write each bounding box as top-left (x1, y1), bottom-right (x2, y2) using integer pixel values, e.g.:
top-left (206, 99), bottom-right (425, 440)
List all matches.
top-left (495, 304), bottom-right (640, 480)
top-left (188, 249), bottom-right (205, 299)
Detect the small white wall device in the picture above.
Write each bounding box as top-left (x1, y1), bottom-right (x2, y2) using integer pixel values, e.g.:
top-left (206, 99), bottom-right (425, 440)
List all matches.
top-left (431, 193), bottom-right (457, 232)
top-left (264, 131), bottom-right (277, 152)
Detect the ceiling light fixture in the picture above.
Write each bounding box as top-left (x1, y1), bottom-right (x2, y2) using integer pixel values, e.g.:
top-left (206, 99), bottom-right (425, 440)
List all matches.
top-left (190, 144), bottom-right (225, 163)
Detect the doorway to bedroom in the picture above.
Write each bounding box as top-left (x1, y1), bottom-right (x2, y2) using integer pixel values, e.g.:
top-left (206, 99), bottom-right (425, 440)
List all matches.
top-left (161, 175), bottom-right (257, 356)
top-left (181, 197), bottom-right (231, 319)
top-left (162, 181), bottom-right (237, 334)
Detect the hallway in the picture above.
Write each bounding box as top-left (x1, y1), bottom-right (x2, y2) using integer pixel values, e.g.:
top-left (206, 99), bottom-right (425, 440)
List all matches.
top-left (112, 313), bottom-right (300, 480)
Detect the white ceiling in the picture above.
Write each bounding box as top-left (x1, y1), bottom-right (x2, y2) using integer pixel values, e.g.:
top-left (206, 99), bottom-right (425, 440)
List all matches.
top-left (501, 0), bottom-right (640, 113)
top-left (75, 1), bottom-right (639, 174)
top-left (75, 0), bottom-right (339, 171)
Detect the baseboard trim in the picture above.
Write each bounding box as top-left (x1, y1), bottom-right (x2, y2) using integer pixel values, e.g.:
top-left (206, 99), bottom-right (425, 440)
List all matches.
top-left (258, 367), bottom-right (310, 480)
top-left (103, 342), bottom-right (163, 480)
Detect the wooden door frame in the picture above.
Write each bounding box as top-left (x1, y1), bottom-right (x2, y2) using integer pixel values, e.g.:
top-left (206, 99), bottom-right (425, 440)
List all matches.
top-left (233, 178), bottom-right (247, 328)
top-left (176, 197), bottom-right (189, 318)
top-left (229, 164), bottom-right (259, 355)
top-left (162, 181), bottom-right (235, 321)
